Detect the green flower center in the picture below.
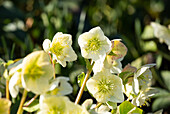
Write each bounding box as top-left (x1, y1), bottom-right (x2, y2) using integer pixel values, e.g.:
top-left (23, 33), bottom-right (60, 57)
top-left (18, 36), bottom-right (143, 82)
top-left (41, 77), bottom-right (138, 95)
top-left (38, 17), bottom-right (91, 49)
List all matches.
top-left (50, 42), bottom-right (64, 56)
top-left (27, 65), bottom-right (44, 79)
top-left (48, 106), bottom-right (65, 114)
top-left (98, 78), bottom-right (114, 93)
top-left (86, 38), bottom-right (101, 52)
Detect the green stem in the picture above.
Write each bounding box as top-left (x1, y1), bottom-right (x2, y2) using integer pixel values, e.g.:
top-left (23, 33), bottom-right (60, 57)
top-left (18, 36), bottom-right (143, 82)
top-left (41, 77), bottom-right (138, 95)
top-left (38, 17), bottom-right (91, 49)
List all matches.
top-left (95, 102), bottom-right (102, 109)
top-left (17, 89), bottom-right (28, 114)
top-left (75, 69), bottom-right (92, 104)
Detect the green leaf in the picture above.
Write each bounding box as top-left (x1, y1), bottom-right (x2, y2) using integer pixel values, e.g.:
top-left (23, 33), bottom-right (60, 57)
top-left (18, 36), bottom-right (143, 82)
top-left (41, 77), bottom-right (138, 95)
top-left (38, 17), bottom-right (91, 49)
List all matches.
top-left (161, 71), bottom-right (170, 91)
top-left (141, 25), bottom-right (154, 40)
top-left (152, 96), bottom-right (170, 112)
top-left (152, 87), bottom-right (170, 98)
top-left (23, 99), bottom-right (39, 112)
top-left (119, 101), bottom-right (143, 114)
top-left (143, 41), bottom-right (157, 52)
top-left (77, 72), bottom-right (87, 91)
top-left (156, 55), bottom-right (162, 69)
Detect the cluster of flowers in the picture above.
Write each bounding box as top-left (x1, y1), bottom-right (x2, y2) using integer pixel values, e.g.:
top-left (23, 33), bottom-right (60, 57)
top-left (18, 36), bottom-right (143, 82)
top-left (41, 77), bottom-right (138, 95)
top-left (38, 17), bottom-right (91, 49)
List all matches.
top-left (0, 27), bottom-right (158, 114)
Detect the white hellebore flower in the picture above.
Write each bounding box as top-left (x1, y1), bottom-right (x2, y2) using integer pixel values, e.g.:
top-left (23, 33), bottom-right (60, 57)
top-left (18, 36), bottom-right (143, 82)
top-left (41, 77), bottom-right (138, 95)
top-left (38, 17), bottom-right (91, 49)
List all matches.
top-left (78, 27), bottom-right (111, 61)
top-left (133, 64), bottom-right (156, 95)
top-left (86, 69), bottom-right (124, 103)
top-left (38, 96), bottom-right (89, 114)
top-left (45, 77), bottom-right (73, 96)
top-left (132, 87), bottom-right (159, 106)
top-left (22, 51), bottom-right (54, 94)
top-left (43, 32), bottom-right (77, 67)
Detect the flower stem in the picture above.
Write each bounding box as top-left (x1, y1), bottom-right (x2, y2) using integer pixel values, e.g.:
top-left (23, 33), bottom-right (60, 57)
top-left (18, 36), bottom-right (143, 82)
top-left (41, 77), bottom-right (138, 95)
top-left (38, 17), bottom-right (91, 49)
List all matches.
top-left (48, 53), bottom-right (55, 79)
top-left (24, 95), bottom-right (39, 107)
top-left (75, 70), bottom-right (92, 104)
top-left (95, 102), bottom-right (102, 109)
top-left (6, 80), bottom-right (10, 114)
top-left (17, 89), bottom-right (28, 114)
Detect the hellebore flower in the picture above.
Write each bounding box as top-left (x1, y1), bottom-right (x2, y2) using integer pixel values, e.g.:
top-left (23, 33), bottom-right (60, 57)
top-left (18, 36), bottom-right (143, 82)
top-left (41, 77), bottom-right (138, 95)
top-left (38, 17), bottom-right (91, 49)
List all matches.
top-left (43, 32), bottom-right (77, 67)
top-left (78, 27), bottom-right (111, 62)
top-left (22, 51), bottom-right (54, 94)
top-left (86, 69), bottom-right (124, 103)
top-left (133, 64), bottom-right (156, 95)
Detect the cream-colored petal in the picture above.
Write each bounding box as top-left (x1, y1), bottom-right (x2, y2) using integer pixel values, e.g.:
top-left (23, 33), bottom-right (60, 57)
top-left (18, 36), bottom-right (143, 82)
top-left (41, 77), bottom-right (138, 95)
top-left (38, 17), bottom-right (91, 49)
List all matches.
top-left (86, 78), bottom-right (99, 95)
top-left (56, 77), bottom-right (73, 95)
top-left (9, 72), bottom-right (21, 98)
top-left (89, 26), bottom-right (105, 41)
top-left (42, 39), bottom-right (51, 52)
top-left (135, 64), bottom-right (155, 77)
top-left (63, 46), bottom-right (77, 61)
top-left (94, 92), bottom-right (107, 103)
top-left (52, 32), bottom-right (72, 46)
top-left (133, 76), bottom-right (140, 95)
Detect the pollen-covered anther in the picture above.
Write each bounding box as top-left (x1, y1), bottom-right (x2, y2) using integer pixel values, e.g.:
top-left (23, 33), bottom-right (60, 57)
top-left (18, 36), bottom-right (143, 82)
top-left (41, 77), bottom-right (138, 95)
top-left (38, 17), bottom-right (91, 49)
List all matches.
top-left (87, 38), bottom-right (101, 52)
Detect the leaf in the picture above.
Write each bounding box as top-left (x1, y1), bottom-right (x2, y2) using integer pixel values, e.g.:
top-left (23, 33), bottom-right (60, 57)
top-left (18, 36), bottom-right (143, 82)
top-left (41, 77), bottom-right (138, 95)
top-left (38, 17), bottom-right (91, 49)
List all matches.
top-left (23, 99), bottom-right (39, 112)
top-left (161, 71), bottom-right (170, 91)
top-left (142, 41), bottom-right (157, 52)
top-left (119, 101), bottom-right (143, 114)
top-left (156, 55), bottom-right (162, 69)
top-left (152, 87), bottom-right (170, 98)
top-left (141, 25), bottom-right (154, 40)
top-left (77, 72), bottom-right (87, 91)
top-left (152, 96), bottom-right (170, 112)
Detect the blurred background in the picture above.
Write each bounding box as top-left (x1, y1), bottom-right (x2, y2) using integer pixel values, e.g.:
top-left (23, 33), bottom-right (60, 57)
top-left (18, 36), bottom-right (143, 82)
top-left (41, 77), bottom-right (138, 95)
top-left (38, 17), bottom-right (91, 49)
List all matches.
top-left (0, 0), bottom-right (170, 113)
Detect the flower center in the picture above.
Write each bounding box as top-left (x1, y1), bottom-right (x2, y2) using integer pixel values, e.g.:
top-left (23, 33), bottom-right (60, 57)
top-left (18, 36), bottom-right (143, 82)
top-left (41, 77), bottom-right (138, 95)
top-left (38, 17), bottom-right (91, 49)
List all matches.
top-left (50, 42), bottom-right (64, 56)
top-left (49, 106), bottom-right (64, 114)
top-left (86, 38), bottom-right (101, 52)
top-left (27, 65), bottom-right (43, 79)
top-left (98, 78), bottom-right (114, 93)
